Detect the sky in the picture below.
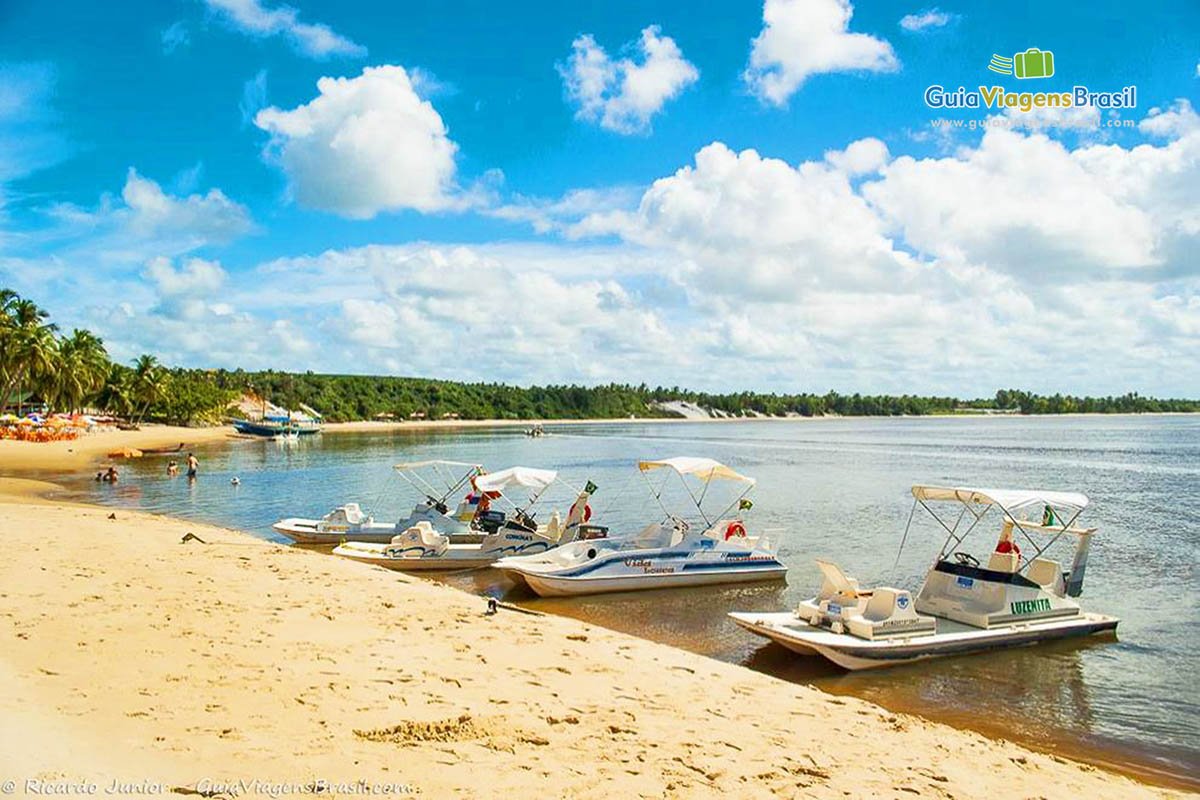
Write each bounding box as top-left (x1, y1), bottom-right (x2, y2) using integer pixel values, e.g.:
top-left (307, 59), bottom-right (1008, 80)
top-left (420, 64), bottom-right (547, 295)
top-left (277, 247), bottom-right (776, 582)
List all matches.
top-left (0, 0), bottom-right (1198, 397)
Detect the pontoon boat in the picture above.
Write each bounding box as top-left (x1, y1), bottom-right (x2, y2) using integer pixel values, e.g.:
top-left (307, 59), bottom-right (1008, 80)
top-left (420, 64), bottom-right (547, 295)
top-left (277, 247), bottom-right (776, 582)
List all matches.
top-left (497, 457), bottom-right (786, 596)
top-left (730, 485), bottom-right (1118, 670)
top-left (331, 466), bottom-right (604, 570)
top-left (272, 460), bottom-right (484, 544)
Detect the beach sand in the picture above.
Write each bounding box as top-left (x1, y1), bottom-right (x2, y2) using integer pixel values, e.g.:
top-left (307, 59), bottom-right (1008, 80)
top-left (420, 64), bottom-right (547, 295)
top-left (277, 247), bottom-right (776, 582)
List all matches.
top-left (0, 494), bottom-right (1188, 799)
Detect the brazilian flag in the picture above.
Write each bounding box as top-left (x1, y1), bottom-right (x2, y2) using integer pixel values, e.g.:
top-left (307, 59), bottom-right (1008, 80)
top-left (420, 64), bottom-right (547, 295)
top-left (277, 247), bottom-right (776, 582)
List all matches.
top-left (738, 498), bottom-right (753, 511)
top-left (584, 480), bottom-right (598, 495)
top-left (1042, 506), bottom-right (1059, 526)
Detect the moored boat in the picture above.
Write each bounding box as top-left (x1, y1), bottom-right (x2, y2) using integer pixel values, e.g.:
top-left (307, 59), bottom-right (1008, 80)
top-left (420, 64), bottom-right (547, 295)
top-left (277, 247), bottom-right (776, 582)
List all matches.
top-left (497, 457), bottom-right (786, 596)
top-left (730, 485), bottom-right (1119, 670)
top-left (331, 466), bottom-right (603, 570)
top-left (272, 460), bottom-right (485, 544)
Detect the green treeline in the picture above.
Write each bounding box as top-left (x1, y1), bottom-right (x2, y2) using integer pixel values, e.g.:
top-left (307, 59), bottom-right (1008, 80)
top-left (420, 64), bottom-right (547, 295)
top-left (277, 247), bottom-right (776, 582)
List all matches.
top-left (214, 370), bottom-right (1200, 423)
top-left (5, 289), bottom-right (1199, 425)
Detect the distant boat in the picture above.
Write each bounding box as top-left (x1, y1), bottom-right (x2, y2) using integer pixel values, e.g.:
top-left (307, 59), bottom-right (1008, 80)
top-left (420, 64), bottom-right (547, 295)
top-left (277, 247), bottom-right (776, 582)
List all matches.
top-left (233, 401), bottom-right (323, 437)
top-left (233, 417), bottom-right (321, 436)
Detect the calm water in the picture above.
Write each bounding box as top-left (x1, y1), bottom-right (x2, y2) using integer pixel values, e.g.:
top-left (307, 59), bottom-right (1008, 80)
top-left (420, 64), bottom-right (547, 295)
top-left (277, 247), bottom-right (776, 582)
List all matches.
top-left (66, 417), bottom-right (1200, 786)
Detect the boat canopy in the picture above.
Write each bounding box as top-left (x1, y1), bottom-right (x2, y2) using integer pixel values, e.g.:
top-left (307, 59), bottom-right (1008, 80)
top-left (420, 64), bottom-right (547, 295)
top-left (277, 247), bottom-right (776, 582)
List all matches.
top-left (911, 485), bottom-right (1088, 512)
top-left (638, 457), bottom-right (755, 485)
top-left (473, 467), bottom-right (558, 493)
top-left (393, 460), bottom-right (482, 472)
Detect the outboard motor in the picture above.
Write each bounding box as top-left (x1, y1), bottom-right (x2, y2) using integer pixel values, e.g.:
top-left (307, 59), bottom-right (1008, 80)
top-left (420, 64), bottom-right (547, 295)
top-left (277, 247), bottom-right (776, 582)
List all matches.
top-left (1065, 530), bottom-right (1092, 597)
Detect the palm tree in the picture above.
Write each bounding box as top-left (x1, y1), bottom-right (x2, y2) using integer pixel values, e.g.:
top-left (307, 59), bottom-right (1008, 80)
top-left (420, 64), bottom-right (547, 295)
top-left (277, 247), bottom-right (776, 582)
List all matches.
top-left (0, 298), bottom-right (58, 414)
top-left (132, 354), bottom-right (170, 423)
top-left (97, 364), bottom-right (136, 418)
top-left (50, 329), bottom-right (109, 413)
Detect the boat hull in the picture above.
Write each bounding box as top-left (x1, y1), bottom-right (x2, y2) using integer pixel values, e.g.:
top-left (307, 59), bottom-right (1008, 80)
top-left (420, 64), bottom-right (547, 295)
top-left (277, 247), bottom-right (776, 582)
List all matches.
top-left (514, 563), bottom-right (788, 597)
top-left (332, 538), bottom-right (555, 571)
top-left (729, 611), bottom-right (1119, 670)
top-left (233, 419), bottom-right (321, 437)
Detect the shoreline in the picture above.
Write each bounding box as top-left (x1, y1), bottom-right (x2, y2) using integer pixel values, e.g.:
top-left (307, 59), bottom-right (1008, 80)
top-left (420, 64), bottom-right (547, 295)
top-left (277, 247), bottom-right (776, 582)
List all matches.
top-left (4, 410), bottom-right (1197, 477)
top-left (0, 492), bottom-right (1189, 797)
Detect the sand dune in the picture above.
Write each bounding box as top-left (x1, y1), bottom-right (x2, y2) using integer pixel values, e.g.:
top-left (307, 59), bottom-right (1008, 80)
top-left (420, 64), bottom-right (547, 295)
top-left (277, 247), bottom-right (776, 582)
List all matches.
top-left (0, 498), bottom-right (1187, 799)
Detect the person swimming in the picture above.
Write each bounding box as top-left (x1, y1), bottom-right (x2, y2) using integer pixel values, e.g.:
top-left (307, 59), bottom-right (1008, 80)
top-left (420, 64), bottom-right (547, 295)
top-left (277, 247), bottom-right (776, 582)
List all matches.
top-left (167, 460), bottom-right (178, 476)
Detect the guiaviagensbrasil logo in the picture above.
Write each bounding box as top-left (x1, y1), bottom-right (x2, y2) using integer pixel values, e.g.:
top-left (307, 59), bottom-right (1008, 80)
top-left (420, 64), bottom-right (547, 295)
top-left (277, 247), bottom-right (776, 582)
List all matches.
top-left (924, 45), bottom-right (1135, 113)
top-left (989, 48), bottom-right (1054, 79)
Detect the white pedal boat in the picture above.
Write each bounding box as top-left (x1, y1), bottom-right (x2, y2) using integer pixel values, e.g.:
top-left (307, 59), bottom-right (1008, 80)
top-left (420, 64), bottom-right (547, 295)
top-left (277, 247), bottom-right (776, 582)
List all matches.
top-left (272, 460), bottom-right (484, 544)
top-left (498, 457), bottom-right (786, 596)
top-left (731, 485), bottom-right (1119, 670)
top-left (332, 466), bottom-right (602, 571)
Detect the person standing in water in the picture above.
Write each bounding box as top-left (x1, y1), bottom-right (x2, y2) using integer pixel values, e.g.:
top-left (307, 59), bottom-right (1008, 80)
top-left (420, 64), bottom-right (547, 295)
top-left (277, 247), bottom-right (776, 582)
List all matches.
top-left (186, 452), bottom-right (199, 479)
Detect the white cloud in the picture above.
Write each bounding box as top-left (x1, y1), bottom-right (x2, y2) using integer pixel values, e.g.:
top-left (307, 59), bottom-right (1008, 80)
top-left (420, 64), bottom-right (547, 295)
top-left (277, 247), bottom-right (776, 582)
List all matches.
top-left (864, 119), bottom-right (1200, 277)
top-left (574, 141), bottom-right (914, 299)
top-left (254, 65), bottom-right (461, 218)
top-left (899, 9), bottom-right (952, 32)
top-left (744, 0), bottom-right (899, 106)
top-left (824, 136), bottom-right (889, 175)
top-left (37, 169), bottom-right (255, 264)
top-left (558, 26), bottom-right (698, 134)
top-left (1138, 99), bottom-right (1200, 139)
top-left (143, 256), bottom-right (227, 298)
top-left (203, 0), bottom-right (365, 59)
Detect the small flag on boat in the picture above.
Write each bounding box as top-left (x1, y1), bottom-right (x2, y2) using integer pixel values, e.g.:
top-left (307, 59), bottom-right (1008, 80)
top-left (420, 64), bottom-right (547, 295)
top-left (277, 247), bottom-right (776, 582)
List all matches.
top-left (1042, 506), bottom-right (1059, 526)
top-left (739, 498), bottom-right (753, 510)
top-left (584, 480), bottom-right (598, 495)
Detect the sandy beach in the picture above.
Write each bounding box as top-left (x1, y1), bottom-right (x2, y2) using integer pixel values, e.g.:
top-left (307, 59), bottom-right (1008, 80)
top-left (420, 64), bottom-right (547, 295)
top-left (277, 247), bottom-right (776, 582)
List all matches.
top-left (0, 493), bottom-right (1189, 799)
top-left (0, 429), bottom-right (1192, 798)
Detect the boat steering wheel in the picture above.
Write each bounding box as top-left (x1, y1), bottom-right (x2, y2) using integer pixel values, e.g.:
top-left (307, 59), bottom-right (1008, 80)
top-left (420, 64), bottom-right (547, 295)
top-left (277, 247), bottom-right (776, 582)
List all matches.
top-left (953, 551), bottom-right (980, 567)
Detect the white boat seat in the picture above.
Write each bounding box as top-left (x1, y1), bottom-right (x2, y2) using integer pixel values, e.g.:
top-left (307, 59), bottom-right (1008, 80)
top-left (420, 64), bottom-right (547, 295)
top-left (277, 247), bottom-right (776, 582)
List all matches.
top-left (845, 587), bottom-right (936, 640)
top-left (545, 511), bottom-right (562, 541)
top-left (1027, 557), bottom-right (1063, 588)
top-left (987, 551), bottom-right (1019, 573)
top-left (815, 559), bottom-right (861, 600)
top-left (342, 503), bottom-right (366, 525)
top-left (389, 521), bottom-right (448, 554)
top-left (631, 523), bottom-right (672, 549)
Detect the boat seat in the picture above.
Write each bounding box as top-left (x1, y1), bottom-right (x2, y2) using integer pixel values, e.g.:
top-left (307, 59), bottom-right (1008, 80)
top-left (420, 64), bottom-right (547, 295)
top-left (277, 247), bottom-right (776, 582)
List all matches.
top-left (1027, 557), bottom-right (1063, 589)
top-left (845, 587), bottom-right (936, 640)
top-left (341, 503), bottom-right (366, 524)
top-left (545, 511), bottom-right (562, 541)
top-left (389, 521), bottom-right (447, 553)
top-left (987, 551), bottom-right (1019, 573)
top-left (815, 559), bottom-right (862, 601)
top-left (630, 523), bottom-right (672, 549)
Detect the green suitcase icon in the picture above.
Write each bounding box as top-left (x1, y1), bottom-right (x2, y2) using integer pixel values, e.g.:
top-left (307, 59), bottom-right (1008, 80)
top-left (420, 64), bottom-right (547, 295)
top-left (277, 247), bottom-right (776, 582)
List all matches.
top-left (1014, 48), bottom-right (1054, 79)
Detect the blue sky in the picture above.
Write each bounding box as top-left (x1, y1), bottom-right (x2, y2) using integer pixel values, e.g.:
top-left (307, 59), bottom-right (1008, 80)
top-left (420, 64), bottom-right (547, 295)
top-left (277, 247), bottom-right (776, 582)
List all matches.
top-left (1, 0), bottom-right (1198, 396)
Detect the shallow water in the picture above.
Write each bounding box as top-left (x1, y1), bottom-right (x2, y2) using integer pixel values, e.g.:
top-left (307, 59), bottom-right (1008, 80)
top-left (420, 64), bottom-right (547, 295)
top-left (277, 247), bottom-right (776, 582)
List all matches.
top-left (67, 416), bottom-right (1200, 786)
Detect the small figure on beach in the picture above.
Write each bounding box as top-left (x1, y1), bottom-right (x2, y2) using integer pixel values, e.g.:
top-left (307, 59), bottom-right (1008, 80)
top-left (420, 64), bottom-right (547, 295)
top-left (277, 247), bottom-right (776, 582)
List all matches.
top-left (167, 460), bottom-right (178, 476)
top-left (186, 452), bottom-right (198, 479)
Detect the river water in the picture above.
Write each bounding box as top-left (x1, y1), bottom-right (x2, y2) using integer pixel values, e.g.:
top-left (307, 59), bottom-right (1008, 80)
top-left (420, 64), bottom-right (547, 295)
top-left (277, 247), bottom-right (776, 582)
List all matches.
top-left (69, 416), bottom-right (1200, 787)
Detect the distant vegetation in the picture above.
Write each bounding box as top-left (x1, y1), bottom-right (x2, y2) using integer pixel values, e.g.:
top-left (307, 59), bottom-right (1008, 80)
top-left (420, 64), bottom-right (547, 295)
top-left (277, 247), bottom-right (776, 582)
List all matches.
top-left (216, 370), bottom-right (1200, 423)
top-left (4, 289), bottom-right (1198, 425)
